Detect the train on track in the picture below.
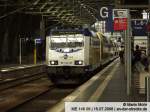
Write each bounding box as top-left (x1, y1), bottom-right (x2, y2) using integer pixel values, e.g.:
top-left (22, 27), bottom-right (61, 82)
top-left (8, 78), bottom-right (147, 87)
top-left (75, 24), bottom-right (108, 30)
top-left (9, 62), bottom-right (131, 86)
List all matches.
top-left (46, 29), bottom-right (119, 84)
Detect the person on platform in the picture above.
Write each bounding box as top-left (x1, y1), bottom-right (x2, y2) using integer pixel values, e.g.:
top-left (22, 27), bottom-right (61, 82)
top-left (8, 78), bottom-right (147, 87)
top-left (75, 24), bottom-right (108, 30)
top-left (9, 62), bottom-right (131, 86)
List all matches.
top-left (119, 46), bottom-right (124, 64)
top-left (141, 51), bottom-right (149, 71)
top-left (132, 45), bottom-right (141, 72)
top-left (133, 45), bottom-right (141, 64)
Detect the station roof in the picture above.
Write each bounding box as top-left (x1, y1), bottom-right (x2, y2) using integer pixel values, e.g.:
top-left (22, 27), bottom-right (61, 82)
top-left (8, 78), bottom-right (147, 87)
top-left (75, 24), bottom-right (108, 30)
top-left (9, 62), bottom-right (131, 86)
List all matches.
top-left (0, 0), bottom-right (116, 26)
top-left (0, 0), bottom-right (149, 27)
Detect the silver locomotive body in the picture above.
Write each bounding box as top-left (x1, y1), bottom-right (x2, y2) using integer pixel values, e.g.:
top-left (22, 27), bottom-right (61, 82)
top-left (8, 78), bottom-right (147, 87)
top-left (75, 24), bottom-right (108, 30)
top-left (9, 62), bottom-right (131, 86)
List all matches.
top-left (46, 31), bottom-right (118, 84)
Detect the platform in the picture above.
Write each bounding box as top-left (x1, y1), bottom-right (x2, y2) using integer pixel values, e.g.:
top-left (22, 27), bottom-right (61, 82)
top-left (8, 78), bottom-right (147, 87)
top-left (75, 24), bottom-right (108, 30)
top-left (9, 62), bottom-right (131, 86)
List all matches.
top-left (47, 59), bottom-right (145, 112)
top-left (0, 63), bottom-right (46, 83)
top-left (0, 63), bottom-right (45, 72)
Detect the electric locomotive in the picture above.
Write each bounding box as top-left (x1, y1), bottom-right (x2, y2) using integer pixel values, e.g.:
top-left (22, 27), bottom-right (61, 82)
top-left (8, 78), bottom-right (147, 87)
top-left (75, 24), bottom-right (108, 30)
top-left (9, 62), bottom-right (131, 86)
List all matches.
top-left (46, 29), bottom-right (118, 84)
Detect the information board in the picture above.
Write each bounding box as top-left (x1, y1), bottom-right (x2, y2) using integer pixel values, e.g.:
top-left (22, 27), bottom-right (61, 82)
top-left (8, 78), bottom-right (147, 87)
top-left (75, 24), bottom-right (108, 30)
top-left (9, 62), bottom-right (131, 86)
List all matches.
top-left (131, 19), bottom-right (147, 36)
top-left (113, 9), bottom-right (128, 31)
top-left (98, 6), bottom-right (113, 32)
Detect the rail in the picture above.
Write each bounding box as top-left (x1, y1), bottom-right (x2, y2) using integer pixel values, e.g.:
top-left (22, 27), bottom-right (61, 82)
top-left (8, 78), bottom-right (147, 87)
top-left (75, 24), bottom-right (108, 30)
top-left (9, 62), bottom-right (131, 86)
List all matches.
top-left (0, 64), bottom-right (47, 91)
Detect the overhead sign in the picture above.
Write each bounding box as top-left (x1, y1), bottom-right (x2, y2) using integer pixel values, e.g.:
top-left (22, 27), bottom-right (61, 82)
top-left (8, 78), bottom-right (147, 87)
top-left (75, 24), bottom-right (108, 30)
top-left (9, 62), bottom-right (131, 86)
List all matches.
top-left (35, 38), bottom-right (42, 44)
top-left (131, 19), bottom-right (147, 36)
top-left (147, 21), bottom-right (150, 32)
top-left (113, 9), bottom-right (128, 31)
top-left (106, 7), bottom-right (113, 32)
top-left (114, 18), bottom-right (127, 31)
top-left (113, 9), bottom-right (128, 18)
top-left (98, 6), bottom-right (113, 32)
top-left (100, 7), bottom-right (109, 19)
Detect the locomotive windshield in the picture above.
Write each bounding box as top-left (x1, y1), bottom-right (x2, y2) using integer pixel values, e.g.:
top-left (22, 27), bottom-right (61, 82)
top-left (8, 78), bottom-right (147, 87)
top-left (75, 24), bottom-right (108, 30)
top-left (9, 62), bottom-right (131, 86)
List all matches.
top-left (50, 34), bottom-right (84, 49)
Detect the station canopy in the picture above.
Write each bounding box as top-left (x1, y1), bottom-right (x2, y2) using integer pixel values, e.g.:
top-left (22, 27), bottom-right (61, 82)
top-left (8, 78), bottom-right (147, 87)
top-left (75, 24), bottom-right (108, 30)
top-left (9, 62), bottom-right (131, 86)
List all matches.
top-left (0, 0), bottom-right (116, 27)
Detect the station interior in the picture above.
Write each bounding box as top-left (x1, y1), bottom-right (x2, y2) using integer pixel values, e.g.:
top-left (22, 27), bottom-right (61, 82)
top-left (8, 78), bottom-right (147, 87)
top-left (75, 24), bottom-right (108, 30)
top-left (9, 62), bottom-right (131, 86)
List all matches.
top-left (0, 0), bottom-right (150, 112)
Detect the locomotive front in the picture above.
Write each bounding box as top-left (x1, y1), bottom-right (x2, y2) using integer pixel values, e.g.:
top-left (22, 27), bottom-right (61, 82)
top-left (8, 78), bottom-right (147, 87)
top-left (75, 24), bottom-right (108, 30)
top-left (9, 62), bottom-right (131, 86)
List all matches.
top-left (46, 30), bottom-right (89, 84)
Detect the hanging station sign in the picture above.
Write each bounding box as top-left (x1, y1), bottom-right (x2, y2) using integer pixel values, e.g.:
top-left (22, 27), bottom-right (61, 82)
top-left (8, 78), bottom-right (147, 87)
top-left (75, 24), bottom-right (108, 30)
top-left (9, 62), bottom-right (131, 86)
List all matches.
top-left (131, 19), bottom-right (147, 36)
top-left (98, 6), bottom-right (113, 32)
top-left (113, 9), bottom-right (128, 31)
top-left (98, 8), bottom-right (128, 32)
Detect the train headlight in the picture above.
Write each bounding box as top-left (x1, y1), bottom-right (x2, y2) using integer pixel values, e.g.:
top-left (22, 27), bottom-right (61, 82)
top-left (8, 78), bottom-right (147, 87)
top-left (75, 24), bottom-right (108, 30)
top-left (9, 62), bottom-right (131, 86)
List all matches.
top-left (75, 60), bottom-right (83, 65)
top-left (78, 61), bottom-right (82, 65)
top-left (50, 60), bottom-right (58, 65)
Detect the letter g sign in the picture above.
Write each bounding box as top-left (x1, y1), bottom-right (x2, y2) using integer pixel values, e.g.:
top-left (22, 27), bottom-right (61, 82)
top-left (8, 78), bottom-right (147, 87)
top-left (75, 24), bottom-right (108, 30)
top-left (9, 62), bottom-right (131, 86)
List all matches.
top-left (100, 7), bottom-right (108, 19)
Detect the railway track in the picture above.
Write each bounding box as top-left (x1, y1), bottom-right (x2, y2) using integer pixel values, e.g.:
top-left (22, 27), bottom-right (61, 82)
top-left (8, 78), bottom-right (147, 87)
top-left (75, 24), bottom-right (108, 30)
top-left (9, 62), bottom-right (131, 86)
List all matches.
top-left (0, 65), bottom-right (76, 112)
top-left (0, 65), bottom-right (46, 91)
top-left (0, 59), bottom-right (118, 112)
top-left (4, 59), bottom-right (117, 112)
top-left (8, 85), bottom-right (75, 112)
top-left (0, 65), bottom-right (55, 111)
top-left (0, 72), bottom-right (47, 91)
top-left (0, 76), bottom-right (52, 112)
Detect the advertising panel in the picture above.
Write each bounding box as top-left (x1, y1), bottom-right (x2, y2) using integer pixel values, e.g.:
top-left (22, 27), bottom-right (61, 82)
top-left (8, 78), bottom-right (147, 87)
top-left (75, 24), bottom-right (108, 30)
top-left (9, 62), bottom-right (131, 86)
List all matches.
top-left (113, 9), bottom-right (128, 31)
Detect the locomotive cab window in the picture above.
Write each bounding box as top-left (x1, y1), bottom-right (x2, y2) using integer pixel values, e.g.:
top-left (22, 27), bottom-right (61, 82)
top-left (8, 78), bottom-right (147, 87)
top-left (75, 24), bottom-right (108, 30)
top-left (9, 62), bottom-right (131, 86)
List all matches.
top-left (50, 34), bottom-right (84, 50)
top-left (50, 36), bottom-right (67, 49)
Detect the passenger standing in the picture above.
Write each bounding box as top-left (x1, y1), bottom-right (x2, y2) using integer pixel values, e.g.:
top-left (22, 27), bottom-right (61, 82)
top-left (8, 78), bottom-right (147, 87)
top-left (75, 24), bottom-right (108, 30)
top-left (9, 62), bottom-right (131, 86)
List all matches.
top-left (141, 51), bottom-right (149, 71)
top-left (119, 46), bottom-right (124, 64)
top-left (133, 45), bottom-right (141, 64)
top-left (132, 45), bottom-right (141, 72)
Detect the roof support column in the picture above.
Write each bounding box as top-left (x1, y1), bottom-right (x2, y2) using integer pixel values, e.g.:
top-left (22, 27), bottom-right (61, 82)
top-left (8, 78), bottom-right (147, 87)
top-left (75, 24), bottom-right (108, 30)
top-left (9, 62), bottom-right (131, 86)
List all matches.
top-left (40, 15), bottom-right (45, 39)
top-left (125, 9), bottom-right (132, 96)
top-left (148, 0), bottom-right (150, 56)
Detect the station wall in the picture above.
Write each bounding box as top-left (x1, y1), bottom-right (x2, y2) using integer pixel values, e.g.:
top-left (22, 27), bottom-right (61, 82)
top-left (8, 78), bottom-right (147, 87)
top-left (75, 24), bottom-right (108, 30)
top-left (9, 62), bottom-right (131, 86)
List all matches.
top-left (0, 14), bottom-right (42, 64)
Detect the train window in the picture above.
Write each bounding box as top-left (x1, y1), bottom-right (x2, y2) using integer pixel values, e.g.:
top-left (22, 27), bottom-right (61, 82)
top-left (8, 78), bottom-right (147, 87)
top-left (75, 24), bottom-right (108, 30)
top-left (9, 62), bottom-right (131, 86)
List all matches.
top-left (67, 37), bottom-right (84, 47)
top-left (50, 37), bottom-right (67, 49)
top-left (50, 35), bottom-right (84, 49)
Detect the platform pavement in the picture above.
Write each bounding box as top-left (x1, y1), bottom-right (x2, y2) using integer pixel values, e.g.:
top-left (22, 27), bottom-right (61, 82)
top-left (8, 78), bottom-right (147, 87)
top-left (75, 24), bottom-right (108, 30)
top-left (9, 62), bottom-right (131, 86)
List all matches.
top-left (98, 62), bottom-right (145, 102)
top-left (0, 62), bottom-right (45, 71)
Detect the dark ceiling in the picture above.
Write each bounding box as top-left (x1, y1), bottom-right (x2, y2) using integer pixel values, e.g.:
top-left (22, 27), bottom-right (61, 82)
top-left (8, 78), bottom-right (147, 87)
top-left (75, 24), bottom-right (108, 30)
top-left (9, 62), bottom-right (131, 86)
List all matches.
top-left (0, 0), bottom-right (116, 27)
top-left (0, 0), bottom-right (149, 27)
top-left (124, 0), bottom-right (148, 5)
